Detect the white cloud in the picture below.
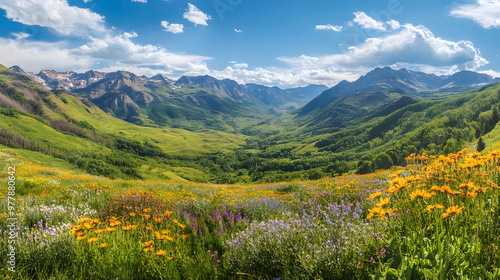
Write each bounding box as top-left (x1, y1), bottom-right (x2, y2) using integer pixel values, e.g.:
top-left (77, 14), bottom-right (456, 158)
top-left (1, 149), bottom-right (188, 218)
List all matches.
top-left (161, 21), bottom-right (184, 34)
top-left (0, 31), bottom-right (211, 78)
top-left (353, 11), bottom-right (386, 31)
top-left (183, 3), bottom-right (211, 26)
top-left (131, 0), bottom-right (147, 2)
top-left (315, 24), bottom-right (343, 32)
top-left (0, 38), bottom-right (93, 72)
top-left (450, 0), bottom-right (500, 29)
top-left (74, 32), bottom-right (211, 73)
top-left (0, 0), bottom-right (106, 36)
top-left (211, 66), bottom-right (358, 88)
top-left (233, 63), bottom-right (248, 69)
top-left (386, 19), bottom-right (400, 30)
top-left (234, 29), bottom-right (243, 33)
top-left (479, 69), bottom-right (500, 78)
top-left (12, 32), bottom-right (30, 40)
top-left (279, 24), bottom-right (487, 75)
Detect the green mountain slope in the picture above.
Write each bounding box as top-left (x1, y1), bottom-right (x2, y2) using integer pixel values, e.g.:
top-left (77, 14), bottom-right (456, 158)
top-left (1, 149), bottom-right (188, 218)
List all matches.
top-left (300, 67), bottom-right (500, 116)
top-left (0, 65), bottom-right (244, 181)
top-left (297, 91), bottom-right (410, 133)
top-left (72, 71), bottom-right (278, 132)
top-left (235, 82), bottom-right (500, 181)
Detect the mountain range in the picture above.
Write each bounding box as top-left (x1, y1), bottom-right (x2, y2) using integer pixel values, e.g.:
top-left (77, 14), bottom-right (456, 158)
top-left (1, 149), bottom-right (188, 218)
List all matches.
top-left (301, 66), bottom-right (500, 115)
top-left (8, 65), bottom-right (328, 131)
top-left (11, 65), bottom-right (498, 120)
top-left (9, 65), bottom-right (327, 107)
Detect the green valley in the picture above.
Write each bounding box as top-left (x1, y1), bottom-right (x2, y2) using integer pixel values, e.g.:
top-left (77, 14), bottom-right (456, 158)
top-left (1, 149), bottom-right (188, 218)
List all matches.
top-left (2, 64), bottom-right (500, 183)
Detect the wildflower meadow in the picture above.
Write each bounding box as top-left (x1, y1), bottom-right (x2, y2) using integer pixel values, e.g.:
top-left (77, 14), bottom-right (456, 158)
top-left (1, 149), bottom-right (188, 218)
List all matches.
top-left (1, 149), bottom-right (500, 279)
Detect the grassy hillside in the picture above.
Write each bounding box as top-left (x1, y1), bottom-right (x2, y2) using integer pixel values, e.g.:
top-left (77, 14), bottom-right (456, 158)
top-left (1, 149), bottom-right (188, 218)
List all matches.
top-left (297, 91), bottom-right (405, 132)
top-left (0, 66), bottom-right (247, 182)
top-left (44, 92), bottom-right (243, 154)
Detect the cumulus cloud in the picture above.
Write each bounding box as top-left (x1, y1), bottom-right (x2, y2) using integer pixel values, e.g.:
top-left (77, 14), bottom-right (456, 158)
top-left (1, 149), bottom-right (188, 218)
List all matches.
top-left (315, 24), bottom-right (343, 32)
top-left (211, 66), bottom-right (358, 88)
top-left (0, 0), bottom-right (106, 36)
top-left (0, 38), bottom-right (93, 72)
top-left (183, 3), bottom-right (211, 26)
top-left (233, 63), bottom-right (248, 69)
top-left (74, 32), bottom-right (211, 73)
top-left (353, 11), bottom-right (386, 31)
top-left (161, 21), bottom-right (184, 34)
top-left (0, 31), bottom-right (211, 78)
top-left (479, 69), bottom-right (500, 78)
top-left (450, 0), bottom-right (500, 28)
top-left (234, 29), bottom-right (243, 33)
top-left (386, 19), bottom-right (401, 30)
top-left (131, 0), bottom-right (147, 2)
top-left (280, 24), bottom-right (487, 74)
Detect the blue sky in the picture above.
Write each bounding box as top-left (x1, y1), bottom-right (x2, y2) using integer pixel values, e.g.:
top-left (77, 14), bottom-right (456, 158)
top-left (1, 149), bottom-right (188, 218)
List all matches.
top-left (0, 0), bottom-right (499, 88)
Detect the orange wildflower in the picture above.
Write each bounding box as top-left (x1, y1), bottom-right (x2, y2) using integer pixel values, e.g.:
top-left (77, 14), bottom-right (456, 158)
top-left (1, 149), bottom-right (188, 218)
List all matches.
top-left (441, 205), bottom-right (465, 218)
top-left (410, 189), bottom-right (435, 200)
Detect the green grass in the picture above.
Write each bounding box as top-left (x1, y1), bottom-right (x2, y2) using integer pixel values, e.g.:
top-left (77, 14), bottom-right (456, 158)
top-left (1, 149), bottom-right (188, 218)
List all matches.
top-left (0, 114), bottom-right (106, 152)
top-left (0, 145), bottom-right (76, 170)
top-left (46, 93), bottom-right (244, 155)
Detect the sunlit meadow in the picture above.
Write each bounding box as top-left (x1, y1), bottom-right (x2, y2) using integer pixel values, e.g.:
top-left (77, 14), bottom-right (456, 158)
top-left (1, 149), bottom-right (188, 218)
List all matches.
top-left (1, 149), bottom-right (500, 279)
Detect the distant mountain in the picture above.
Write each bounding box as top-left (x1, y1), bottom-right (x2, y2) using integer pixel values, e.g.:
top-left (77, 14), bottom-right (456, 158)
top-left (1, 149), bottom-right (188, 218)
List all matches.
top-left (244, 84), bottom-right (287, 106)
top-left (9, 65), bottom-right (26, 74)
top-left (70, 71), bottom-right (276, 130)
top-left (9, 65), bottom-right (48, 86)
top-left (75, 71), bottom-right (146, 99)
top-left (176, 75), bottom-right (248, 100)
top-left (285, 84), bottom-right (329, 100)
top-left (441, 71), bottom-right (498, 88)
top-left (9, 66), bottom-right (107, 91)
top-left (73, 71), bottom-right (156, 124)
top-left (242, 84), bottom-right (329, 108)
top-left (284, 85), bottom-right (329, 109)
top-left (301, 67), bottom-right (500, 115)
top-left (10, 66), bottom-right (325, 108)
top-left (148, 74), bottom-right (175, 88)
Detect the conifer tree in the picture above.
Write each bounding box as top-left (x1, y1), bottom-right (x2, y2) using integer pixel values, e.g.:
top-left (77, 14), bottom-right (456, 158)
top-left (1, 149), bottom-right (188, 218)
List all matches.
top-left (477, 137), bottom-right (486, 152)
